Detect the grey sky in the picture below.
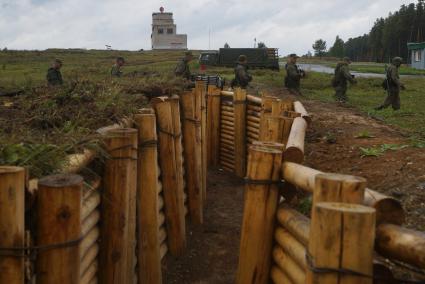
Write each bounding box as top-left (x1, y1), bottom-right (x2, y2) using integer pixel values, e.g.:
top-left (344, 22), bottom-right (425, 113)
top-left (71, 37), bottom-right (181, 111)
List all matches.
top-left (0, 0), bottom-right (414, 55)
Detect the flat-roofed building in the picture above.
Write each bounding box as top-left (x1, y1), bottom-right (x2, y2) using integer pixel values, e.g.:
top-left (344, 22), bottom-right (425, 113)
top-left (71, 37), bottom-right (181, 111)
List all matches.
top-left (151, 7), bottom-right (187, 50)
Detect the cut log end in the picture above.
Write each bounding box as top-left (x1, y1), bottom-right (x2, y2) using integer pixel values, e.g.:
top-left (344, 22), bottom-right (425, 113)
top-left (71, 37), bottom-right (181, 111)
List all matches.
top-left (316, 202), bottom-right (376, 214)
top-left (315, 173), bottom-right (367, 184)
top-left (38, 174), bottom-right (83, 188)
top-left (106, 128), bottom-right (138, 136)
top-left (138, 108), bottom-right (155, 114)
top-left (284, 148), bottom-right (304, 164)
top-left (0, 166), bottom-right (25, 174)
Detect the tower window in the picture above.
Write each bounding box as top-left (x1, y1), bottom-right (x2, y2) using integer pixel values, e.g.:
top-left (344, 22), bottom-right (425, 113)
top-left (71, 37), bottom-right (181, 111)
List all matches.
top-left (158, 28), bottom-right (164, 34)
top-left (167, 28), bottom-right (173, 34)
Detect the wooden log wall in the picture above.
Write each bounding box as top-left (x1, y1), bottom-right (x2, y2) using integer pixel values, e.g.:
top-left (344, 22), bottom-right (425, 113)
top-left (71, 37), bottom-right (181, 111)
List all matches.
top-left (80, 178), bottom-right (101, 284)
top-left (134, 109), bottom-right (163, 284)
top-left (219, 93), bottom-right (235, 172)
top-left (152, 96), bottom-right (186, 257)
top-left (0, 166), bottom-right (25, 284)
top-left (37, 174), bottom-right (83, 284)
top-left (180, 91), bottom-right (203, 224)
top-left (237, 144), bottom-right (284, 284)
top-left (100, 128), bottom-right (138, 284)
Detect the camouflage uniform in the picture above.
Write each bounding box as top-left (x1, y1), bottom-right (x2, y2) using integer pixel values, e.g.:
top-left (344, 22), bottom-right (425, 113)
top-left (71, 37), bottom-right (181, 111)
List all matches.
top-left (333, 62), bottom-right (355, 102)
top-left (233, 63), bottom-right (252, 89)
top-left (174, 58), bottom-right (191, 80)
top-left (285, 63), bottom-right (302, 94)
top-left (111, 64), bottom-right (123, 77)
top-left (376, 57), bottom-right (403, 111)
top-left (46, 67), bottom-right (63, 86)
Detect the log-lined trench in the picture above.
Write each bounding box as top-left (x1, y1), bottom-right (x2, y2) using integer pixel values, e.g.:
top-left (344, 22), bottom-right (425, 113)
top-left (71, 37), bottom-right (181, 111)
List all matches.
top-left (164, 169), bottom-right (244, 283)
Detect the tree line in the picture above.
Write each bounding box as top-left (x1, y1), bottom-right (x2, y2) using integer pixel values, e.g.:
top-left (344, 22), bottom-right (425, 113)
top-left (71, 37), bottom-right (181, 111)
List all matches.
top-left (312, 0), bottom-right (425, 62)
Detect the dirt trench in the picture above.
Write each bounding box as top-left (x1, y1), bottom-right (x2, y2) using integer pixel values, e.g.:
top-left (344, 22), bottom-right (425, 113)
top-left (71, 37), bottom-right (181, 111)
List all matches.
top-left (165, 95), bottom-right (425, 283)
top-left (164, 170), bottom-right (245, 284)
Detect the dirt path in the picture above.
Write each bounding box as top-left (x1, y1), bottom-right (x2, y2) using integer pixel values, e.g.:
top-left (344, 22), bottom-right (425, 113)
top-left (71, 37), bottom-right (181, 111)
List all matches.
top-left (301, 99), bottom-right (425, 231)
top-left (164, 170), bottom-right (244, 284)
top-left (165, 95), bottom-right (425, 283)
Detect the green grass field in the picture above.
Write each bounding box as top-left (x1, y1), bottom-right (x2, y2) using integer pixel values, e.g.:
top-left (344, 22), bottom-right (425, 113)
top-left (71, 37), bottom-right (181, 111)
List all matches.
top-left (0, 49), bottom-right (424, 176)
top-left (301, 71), bottom-right (425, 136)
top-left (1, 49), bottom-right (424, 136)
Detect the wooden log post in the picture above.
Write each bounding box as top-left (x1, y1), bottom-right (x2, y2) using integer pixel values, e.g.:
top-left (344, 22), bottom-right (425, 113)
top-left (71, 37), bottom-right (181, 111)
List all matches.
top-left (258, 114), bottom-right (285, 143)
top-left (276, 205), bottom-right (310, 246)
top-left (36, 174), bottom-right (83, 284)
top-left (270, 266), bottom-right (293, 284)
top-left (306, 203), bottom-right (376, 284)
top-left (282, 117), bottom-right (294, 146)
top-left (273, 245), bottom-right (305, 284)
top-left (233, 88), bottom-right (247, 177)
top-left (0, 166), bottom-right (25, 284)
top-left (375, 224), bottom-right (425, 269)
top-left (236, 145), bottom-right (283, 284)
top-left (180, 91), bottom-right (203, 224)
top-left (196, 81), bottom-right (207, 202)
top-left (313, 173), bottom-right (366, 206)
top-left (284, 117), bottom-right (307, 164)
top-left (274, 227), bottom-right (307, 270)
top-left (293, 101), bottom-right (311, 124)
top-left (207, 85), bottom-right (222, 167)
top-left (282, 163), bottom-right (403, 224)
top-left (134, 110), bottom-right (162, 284)
top-left (152, 97), bottom-right (186, 256)
top-left (364, 189), bottom-right (405, 225)
top-left (100, 128), bottom-right (138, 284)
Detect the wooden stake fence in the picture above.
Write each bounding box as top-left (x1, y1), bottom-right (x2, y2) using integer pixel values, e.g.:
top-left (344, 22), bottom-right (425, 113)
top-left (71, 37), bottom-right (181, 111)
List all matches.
top-left (152, 96), bottom-right (186, 256)
top-left (37, 173), bottom-right (83, 284)
top-left (282, 162), bottom-right (405, 224)
top-left (197, 81), bottom-right (208, 202)
top-left (207, 86), bottom-right (222, 167)
top-left (134, 109), bottom-right (162, 284)
top-left (0, 166), bottom-right (25, 284)
top-left (233, 88), bottom-right (247, 177)
top-left (180, 90), bottom-right (203, 224)
top-left (100, 128), bottom-right (138, 284)
top-left (306, 203), bottom-right (376, 284)
top-left (236, 144), bottom-right (283, 284)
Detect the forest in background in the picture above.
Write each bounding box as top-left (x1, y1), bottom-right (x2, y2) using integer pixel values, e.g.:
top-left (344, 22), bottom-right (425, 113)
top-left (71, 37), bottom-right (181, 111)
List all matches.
top-left (316, 0), bottom-right (425, 62)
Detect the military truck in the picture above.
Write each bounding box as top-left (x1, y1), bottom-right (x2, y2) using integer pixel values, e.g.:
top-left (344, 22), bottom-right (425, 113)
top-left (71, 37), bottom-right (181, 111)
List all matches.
top-left (199, 48), bottom-right (280, 70)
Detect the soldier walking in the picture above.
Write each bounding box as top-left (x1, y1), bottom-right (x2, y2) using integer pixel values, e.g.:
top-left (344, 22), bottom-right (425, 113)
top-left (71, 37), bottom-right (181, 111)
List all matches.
top-left (46, 59), bottom-right (63, 86)
top-left (174, 51), bottom-right (193, 80)
top-left (375, 57), bottom-right (405, 111)
top-left (232, 55), bottom-right (252, 89)
top-left (332, 57), bottom-right (356, 103)
top-left (111, 57), bottom-right (125, 77)
top-left (285, 54), bottom-right (305, 95)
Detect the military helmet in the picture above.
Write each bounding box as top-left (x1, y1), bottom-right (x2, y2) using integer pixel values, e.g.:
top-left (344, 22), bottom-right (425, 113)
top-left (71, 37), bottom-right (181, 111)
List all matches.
top-left (392, 57), bottom-right (403, 65)
top-left (289, 53), bottom-right (300, 58)
top-left (54, 58), bottom-right (63, 65)
top-left (343, 57), bottom-right (352, 63)
top-left (238, 55), bottom-right (248, 63)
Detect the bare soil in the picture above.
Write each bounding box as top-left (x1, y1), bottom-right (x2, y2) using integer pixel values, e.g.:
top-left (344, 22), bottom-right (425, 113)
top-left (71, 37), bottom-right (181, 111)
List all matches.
top-left (164, 170), bottom-right (244, 284)
top-left (165, 93), bottom-right (425, 283)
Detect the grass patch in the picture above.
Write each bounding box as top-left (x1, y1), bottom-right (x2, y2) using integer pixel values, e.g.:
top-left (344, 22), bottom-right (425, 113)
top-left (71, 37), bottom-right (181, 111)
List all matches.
top-left (360, 144), bottom-right (410, 158)
top-left (355, 130), bottom-right (375, 139)
top-left (301, 71), bottom-right (425, 136)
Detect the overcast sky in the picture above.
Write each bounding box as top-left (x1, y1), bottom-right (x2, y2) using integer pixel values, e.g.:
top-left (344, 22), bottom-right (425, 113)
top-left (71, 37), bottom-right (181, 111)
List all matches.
top-left (0, 0), bottom-right (414, 55)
